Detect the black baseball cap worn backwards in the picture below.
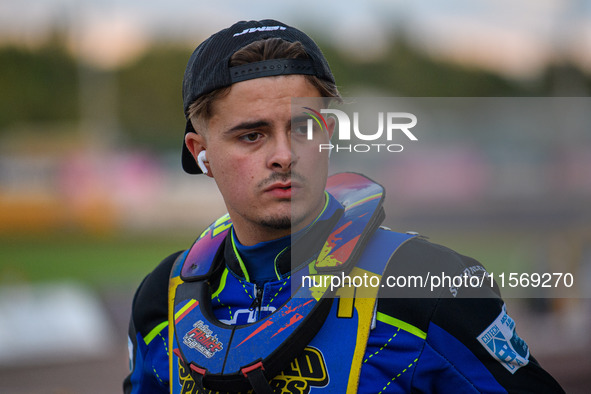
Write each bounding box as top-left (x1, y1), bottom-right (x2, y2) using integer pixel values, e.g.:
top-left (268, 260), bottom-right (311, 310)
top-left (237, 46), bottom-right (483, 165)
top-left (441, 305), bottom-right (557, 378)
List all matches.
top-left (181, 19), bottom-right (336, 174)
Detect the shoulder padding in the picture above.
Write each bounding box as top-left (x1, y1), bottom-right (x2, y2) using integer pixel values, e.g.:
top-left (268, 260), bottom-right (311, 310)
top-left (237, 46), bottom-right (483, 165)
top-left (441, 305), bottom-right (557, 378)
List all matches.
top-left (376, 236), bottom-right (499, 335)
top-left (131, 250), bottom-right (184, 338)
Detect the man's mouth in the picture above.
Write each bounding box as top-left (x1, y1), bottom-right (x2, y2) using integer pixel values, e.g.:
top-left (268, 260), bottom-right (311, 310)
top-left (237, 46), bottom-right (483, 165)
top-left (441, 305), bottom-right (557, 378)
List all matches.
top-left (266, 182), bottom-right (291, 191)
top-left (265, 181), bottom-right (300, 198)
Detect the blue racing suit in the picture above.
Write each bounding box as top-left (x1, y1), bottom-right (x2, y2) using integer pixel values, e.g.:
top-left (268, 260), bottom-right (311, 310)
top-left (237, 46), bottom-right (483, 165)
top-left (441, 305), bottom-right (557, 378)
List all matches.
top-left (124, 179), bottom-right (564, 393)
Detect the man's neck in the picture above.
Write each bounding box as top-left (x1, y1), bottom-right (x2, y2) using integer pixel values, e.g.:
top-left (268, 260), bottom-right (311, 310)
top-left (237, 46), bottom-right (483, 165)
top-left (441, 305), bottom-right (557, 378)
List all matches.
top-left (232, 224), bottom-right (291, 246)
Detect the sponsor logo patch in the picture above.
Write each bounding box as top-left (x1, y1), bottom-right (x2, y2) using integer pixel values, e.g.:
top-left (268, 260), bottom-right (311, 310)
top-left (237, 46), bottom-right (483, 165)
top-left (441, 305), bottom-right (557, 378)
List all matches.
top-left (177, 346), bottom-right (328, 394)
top-left (219, 306), bottom-right (277, 325)
top-left (477, 304), bottom-right (529, 374)
top-left (182, 320), bottom-right (223, 359)
top-left (271, 346), bottom-right (329, 393)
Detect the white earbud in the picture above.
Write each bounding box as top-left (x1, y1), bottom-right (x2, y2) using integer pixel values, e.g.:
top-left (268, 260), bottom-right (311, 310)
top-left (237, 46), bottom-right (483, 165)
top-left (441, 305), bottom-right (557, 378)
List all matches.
top-left (197, 150), bottom-right (208, 174)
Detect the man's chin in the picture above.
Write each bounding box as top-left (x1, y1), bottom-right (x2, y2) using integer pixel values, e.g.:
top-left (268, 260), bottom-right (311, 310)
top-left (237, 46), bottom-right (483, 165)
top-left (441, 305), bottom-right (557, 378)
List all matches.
top-left (260, 216), bottom-right (292, 230)
top-left (256, 198), bottom-right (322, 233)
top-left (258, 210), bottom-right (310, 231)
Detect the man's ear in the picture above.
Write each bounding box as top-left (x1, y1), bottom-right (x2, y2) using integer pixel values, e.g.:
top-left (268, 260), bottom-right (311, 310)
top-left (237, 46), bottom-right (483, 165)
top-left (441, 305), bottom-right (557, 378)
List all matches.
top-left (185, 132), bottom-right (213, 177)
top-left (326, 116), bottom-right (336, 140)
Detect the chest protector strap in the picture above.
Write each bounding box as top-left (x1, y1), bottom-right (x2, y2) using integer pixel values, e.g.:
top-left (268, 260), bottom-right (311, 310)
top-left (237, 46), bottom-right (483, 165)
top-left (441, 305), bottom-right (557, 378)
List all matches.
top-left (169, 173), bottom-right (389, 393)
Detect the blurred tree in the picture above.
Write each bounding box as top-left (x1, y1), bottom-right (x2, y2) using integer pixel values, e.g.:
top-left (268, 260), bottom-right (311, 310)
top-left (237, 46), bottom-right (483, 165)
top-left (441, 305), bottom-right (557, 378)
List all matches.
top-left (1, 33), bottom-right (588, 149)
top-left (539, 62), bottom-right (591, 96)
top-left (320, 35), bottom-right (532, 97)
top-left (116, 45), bottom-right (188, 149)
top-left (0, 36), bottom-right (78, 131)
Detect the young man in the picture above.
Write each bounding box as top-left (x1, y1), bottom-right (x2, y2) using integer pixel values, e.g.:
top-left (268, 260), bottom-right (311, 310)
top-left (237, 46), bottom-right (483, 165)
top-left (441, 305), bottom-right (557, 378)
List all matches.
top-left (124, 19), bottom-right (564, 393)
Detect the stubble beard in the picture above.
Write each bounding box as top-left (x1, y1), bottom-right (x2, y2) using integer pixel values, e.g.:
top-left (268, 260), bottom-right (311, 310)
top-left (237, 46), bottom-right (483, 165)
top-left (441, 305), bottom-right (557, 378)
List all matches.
top-left (258, 195), bottom-right (323, 232)
top-left (259, 215), bottom-right (292, 230)
top-left (256, 203), bottom-right (298, 231)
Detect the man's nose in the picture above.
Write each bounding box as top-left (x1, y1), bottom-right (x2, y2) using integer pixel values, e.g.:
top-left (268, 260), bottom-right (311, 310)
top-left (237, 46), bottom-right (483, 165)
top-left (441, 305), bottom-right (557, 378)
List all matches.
top-left (268, 133), bottom-right (294, 171)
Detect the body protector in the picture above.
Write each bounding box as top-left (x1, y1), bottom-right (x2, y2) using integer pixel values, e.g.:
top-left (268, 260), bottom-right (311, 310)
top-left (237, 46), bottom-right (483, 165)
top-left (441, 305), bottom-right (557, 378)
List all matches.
top-left (168, 173), bottom-right (416, 393)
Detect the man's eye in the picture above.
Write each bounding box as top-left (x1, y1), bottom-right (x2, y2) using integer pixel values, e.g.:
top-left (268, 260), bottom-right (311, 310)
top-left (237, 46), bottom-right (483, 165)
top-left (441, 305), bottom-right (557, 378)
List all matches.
top-left (240, 132), bottom-right (261, 142)
top-left (293, 121), bottom-right (318, 139)
top-left (293, 125), bottom-right (307, 135)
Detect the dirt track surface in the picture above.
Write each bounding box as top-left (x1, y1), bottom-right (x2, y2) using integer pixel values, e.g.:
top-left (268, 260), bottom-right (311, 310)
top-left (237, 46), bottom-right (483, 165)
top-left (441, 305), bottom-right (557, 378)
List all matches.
top-left (0, 355), bottom-right (127, 394)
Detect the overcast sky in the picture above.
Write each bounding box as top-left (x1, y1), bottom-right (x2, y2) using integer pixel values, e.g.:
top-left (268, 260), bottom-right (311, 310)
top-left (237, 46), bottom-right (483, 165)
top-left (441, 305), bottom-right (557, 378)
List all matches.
top-left (1, 0), bottom-right (590, 77)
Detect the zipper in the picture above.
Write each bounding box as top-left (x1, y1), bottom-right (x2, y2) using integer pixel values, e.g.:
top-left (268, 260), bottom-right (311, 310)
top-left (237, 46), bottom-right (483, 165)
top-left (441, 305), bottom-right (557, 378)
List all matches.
top-left (249, 284), bottom-right (263, 315)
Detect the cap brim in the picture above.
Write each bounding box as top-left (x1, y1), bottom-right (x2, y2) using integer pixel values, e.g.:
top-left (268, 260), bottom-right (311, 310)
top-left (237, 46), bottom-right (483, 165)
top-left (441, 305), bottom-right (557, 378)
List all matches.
top-left (182, 120), bottom-right (203, 174)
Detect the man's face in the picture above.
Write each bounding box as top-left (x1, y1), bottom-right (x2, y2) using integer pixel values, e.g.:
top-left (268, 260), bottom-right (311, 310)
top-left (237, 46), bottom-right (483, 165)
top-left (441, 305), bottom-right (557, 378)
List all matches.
top-left (187, 75), bottom-right (333, 245)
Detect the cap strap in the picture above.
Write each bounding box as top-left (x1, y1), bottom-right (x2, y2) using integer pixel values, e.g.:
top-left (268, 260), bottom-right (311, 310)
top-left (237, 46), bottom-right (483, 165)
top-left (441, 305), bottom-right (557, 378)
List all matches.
top-left (230, 59), bottom-right (315, 83)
